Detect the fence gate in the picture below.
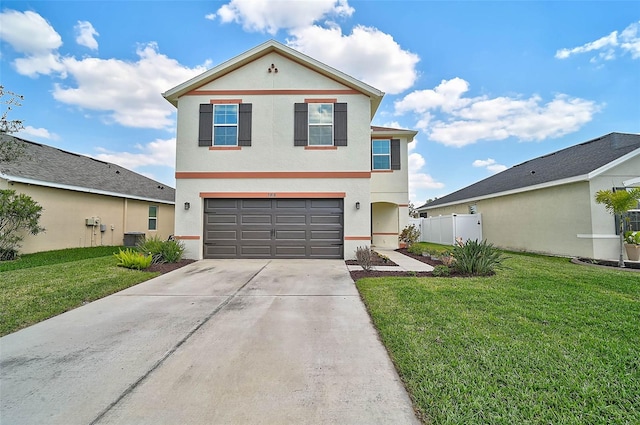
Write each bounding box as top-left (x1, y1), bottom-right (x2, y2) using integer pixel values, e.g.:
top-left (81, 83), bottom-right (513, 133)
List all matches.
top-left (409, 214), bottom-right (482, 245)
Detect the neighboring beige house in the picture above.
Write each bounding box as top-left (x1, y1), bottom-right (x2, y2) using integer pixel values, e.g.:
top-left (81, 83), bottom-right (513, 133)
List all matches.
top-left (0, 135), bottom-right (175, 254)
top-left (163, 40), bottom-right (416, 260)
top-left (418, 132), bottom-right (640, 260)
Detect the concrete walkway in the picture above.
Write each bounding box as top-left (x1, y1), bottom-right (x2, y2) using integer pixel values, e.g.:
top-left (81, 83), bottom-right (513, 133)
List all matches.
top-left (1, 259), bottom-right (420, 425)
top-left (346, 248), bottom-right (434, 272)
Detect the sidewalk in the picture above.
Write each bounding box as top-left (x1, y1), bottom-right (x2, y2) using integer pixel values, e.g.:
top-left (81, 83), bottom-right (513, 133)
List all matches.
top-left (347, 248), bottom-right (434, 272)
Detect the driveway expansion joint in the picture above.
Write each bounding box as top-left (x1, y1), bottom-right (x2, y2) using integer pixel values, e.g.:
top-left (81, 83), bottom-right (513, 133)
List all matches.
top-left (88, 261), bottom-right (271, 425)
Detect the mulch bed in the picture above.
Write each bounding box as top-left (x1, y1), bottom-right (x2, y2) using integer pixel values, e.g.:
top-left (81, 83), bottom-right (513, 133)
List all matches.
top-left (574, 257), bottom-right (640, 271)
top-left (348, 248), bottom-right (465, 280)
top-left (146, 259), bottom-right (196, 274)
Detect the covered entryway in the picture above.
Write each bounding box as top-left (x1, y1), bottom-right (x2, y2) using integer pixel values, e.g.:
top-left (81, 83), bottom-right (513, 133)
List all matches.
top-left (204, 198), bottom-right (344, 258)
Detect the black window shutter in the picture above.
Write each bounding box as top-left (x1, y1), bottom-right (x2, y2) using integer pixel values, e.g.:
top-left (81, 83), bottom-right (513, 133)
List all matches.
top-left (334, 103), bottom-right (347, 146)
top-left (391, 139), bottom-right (401, 170)
top-left (238, 103), bottom-right (252, 146)
top-left (294, 103), bottom-right (308, 146)
top-left (198, 104), bottom-right (213, 146)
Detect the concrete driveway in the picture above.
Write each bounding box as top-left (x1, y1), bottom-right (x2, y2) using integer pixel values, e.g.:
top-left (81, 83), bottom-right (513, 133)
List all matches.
top-left (1, 259), bottom-right (420, 425)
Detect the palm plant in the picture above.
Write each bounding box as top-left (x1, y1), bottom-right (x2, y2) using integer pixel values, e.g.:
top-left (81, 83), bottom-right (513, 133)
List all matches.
top-left (595, 188), bottom-right (640, 267)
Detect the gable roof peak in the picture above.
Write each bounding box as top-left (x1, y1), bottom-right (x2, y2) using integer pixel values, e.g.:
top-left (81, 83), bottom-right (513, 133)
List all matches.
top-left (162, 40), bottom-right (385, 116)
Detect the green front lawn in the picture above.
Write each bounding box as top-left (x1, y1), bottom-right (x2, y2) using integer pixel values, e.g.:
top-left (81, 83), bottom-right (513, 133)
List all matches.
top-left (0, 247), bottom-right (158, 336)
top-left (357, 251), bottom-right (640, 424)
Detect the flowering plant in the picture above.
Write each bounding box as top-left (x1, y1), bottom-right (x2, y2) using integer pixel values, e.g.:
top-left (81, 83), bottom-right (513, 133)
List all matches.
top-left (624, 231), bottom-right (640, 245)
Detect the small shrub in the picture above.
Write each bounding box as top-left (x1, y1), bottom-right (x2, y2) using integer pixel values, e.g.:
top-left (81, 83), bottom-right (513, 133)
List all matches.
top-left (399, 224), bottom-right (420, 248)
top-left (0, 248), bottom-right (18, 261)
top-left (452, 239), bottom-right (505, 276)
top-left (432, 265), bottom-right (450, 277)
top-left (137, 235), bottom-right (185, 263)
top-left (355, 246), bottom-right (373, 271)
top-left (160, 239), bottom-right (186, 263)
top-left (114, 249), bottom-right (152, 270)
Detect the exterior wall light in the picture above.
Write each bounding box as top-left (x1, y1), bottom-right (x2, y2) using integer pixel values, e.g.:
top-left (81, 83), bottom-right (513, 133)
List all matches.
top-left (355, 201), bottom-right (360, 210)
top-left (184, 202), bottom-right (190, 210)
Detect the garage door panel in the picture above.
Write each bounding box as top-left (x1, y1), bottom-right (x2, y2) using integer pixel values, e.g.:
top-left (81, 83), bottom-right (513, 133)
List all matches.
top-left (204, 198), bottom-right (343, 259)
top-left (310, 214), bottom-right (341, 224)
top-left (206, 214), bottom-right (237, 224)
top-left (240, 245), bottom-right (272, 256)
top-left (310, 230), bottom-right (342, 240)
top-left (275, 230), bottom-right (307, 240)
top-left (241, 230), bottom-right (272, 240)
top-left (310, 246), bottom-right (343, 257)
top-left (275, 215), bottom-right (306, 224)
top-left (241, 199), bottom-right (272, 209)
top-left (206, 230), bottom-right (238, 240)
top-left (205, 199), bottom-right (238, 210)
top-left (204, 245), bottom-right (237, 257)
top-left (276, 199), bottom-right (307, 209)
top-left (241, 214), bottom-right (272, 224)
top-left (310, 199), bottom-right (342, 209)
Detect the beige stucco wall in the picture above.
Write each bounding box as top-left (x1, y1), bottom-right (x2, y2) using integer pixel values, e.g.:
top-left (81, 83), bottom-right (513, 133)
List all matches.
top-left (424, 153), bottom-right (640, 260)
top-left (425, 182), bottom-right (595, 258)
top-left (4, 181), bottom-right (175, 254)
top-left (174, 52), bottom-right (373, 260)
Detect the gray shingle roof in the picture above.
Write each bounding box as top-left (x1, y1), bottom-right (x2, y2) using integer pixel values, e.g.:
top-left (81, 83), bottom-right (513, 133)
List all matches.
top-left (0, 135), bottom-right (175, 203)
top-left (421, 132), bottom-right (640, 209)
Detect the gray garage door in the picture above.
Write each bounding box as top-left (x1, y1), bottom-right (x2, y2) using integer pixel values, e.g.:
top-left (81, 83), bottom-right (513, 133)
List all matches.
top-left (204, 198), bottom-right (344, 259)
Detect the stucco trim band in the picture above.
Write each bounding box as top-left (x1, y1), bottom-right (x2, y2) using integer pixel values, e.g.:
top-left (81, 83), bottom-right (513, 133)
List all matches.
top-left (345, 236), bottom-right (371, 240)
top-left (199, 192), bottom-right (346, 198)
top-left (177, 172), bottom-right (371, 179)
top-left (174, 235), bottom-right (201, 240)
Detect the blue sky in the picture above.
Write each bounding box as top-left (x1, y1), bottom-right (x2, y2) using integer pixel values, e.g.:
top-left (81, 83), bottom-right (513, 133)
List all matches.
top-left (1, 1), bottom-right (638, 206)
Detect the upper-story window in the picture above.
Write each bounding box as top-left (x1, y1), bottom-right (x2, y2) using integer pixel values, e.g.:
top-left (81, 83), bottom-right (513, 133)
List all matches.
top-left (372, 139), bottom-right (391, 170)
top-left (213, 104), bottom-right (238, 146)
top-left (294, 102), bottom-right (347, 147)
top-left (308, 103), bottom-right (333, 146)
top-left (372, 138), bottom-right (401, 171)
top-left (198, 103), bottom-right (252, 147)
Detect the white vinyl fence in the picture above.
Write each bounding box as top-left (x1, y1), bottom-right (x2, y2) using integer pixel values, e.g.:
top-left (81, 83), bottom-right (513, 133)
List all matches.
top-left (409, 214), bottom-right (483, 245)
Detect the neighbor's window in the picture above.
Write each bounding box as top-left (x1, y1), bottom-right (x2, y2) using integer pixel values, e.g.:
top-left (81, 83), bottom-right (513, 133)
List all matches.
top-left (627, 210), bottom-right (640, 232)
top-left (213, 104), bottom-right (238, 146)
top-left (372, 139), bottom-right (391, 170)
top-left (308, 103), bottom-right (333, 145)
top-left (148, 206), bottom-right (158, 230)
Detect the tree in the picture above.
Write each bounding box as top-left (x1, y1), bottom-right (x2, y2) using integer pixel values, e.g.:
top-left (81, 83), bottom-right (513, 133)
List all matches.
top-left (0, 85), bottom-right (26, 165)
top-left (408, 202), bottom-right (419, 218)
top-left (595, 188), bottom-right (640, 267)
top-left (0, 189), bottom-right (44, 260)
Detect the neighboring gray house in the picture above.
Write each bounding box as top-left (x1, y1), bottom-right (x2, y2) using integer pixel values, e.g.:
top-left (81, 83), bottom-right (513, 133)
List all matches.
top-left (418, 132), bottom-right (640, 260)
top-left (0, 135), bottom-right (175, 254)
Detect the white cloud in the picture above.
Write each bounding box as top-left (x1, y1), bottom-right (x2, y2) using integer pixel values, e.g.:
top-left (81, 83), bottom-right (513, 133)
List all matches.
top-left (92, 137), bottom-right (176, 170)
top-left (0, 9), bottom-right (65, 77)
top-left (213, 0), bottom-right (353, 34)
top-left (53, 43), bottom-right (207, 129)
top-left (395, 78), bottom-right (600, 147)
top-left (473, 158), bottom-right (507, 174)
top-left (17, 125), bottom-right (59, 140)
top-left (287, 24), bottom-right (419, 94)
top-left (74, 21), bottom-right (99, 50)
top-left (555, 21), bottom-right (640, 61)
top-left (407, 151), bottom-right (445, 203)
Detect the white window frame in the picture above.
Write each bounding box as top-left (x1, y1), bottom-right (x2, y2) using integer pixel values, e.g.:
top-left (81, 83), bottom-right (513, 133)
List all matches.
top-left (372, 139), bottom-right (391, 170)
top-left (148, 205), bottom-right (158, 231)
top-left (213, 104), bottom-right (239, 146)
top-left (308, 103), bottom-right (333, 146)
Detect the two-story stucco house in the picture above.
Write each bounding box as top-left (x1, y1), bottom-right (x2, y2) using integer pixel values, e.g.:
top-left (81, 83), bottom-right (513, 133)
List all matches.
top-left (163, 40), bottom-right (416, 260)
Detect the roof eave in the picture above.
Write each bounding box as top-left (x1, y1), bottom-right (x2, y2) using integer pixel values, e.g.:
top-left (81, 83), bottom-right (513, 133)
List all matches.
top-left (420, 174), bottom-right (591, 210)
top-left (1, 174), bottom-right (175, 205)
top-left (371, 128), bottom-right (418, 140)
top-left (162, 40), bottom-right (385, 115)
